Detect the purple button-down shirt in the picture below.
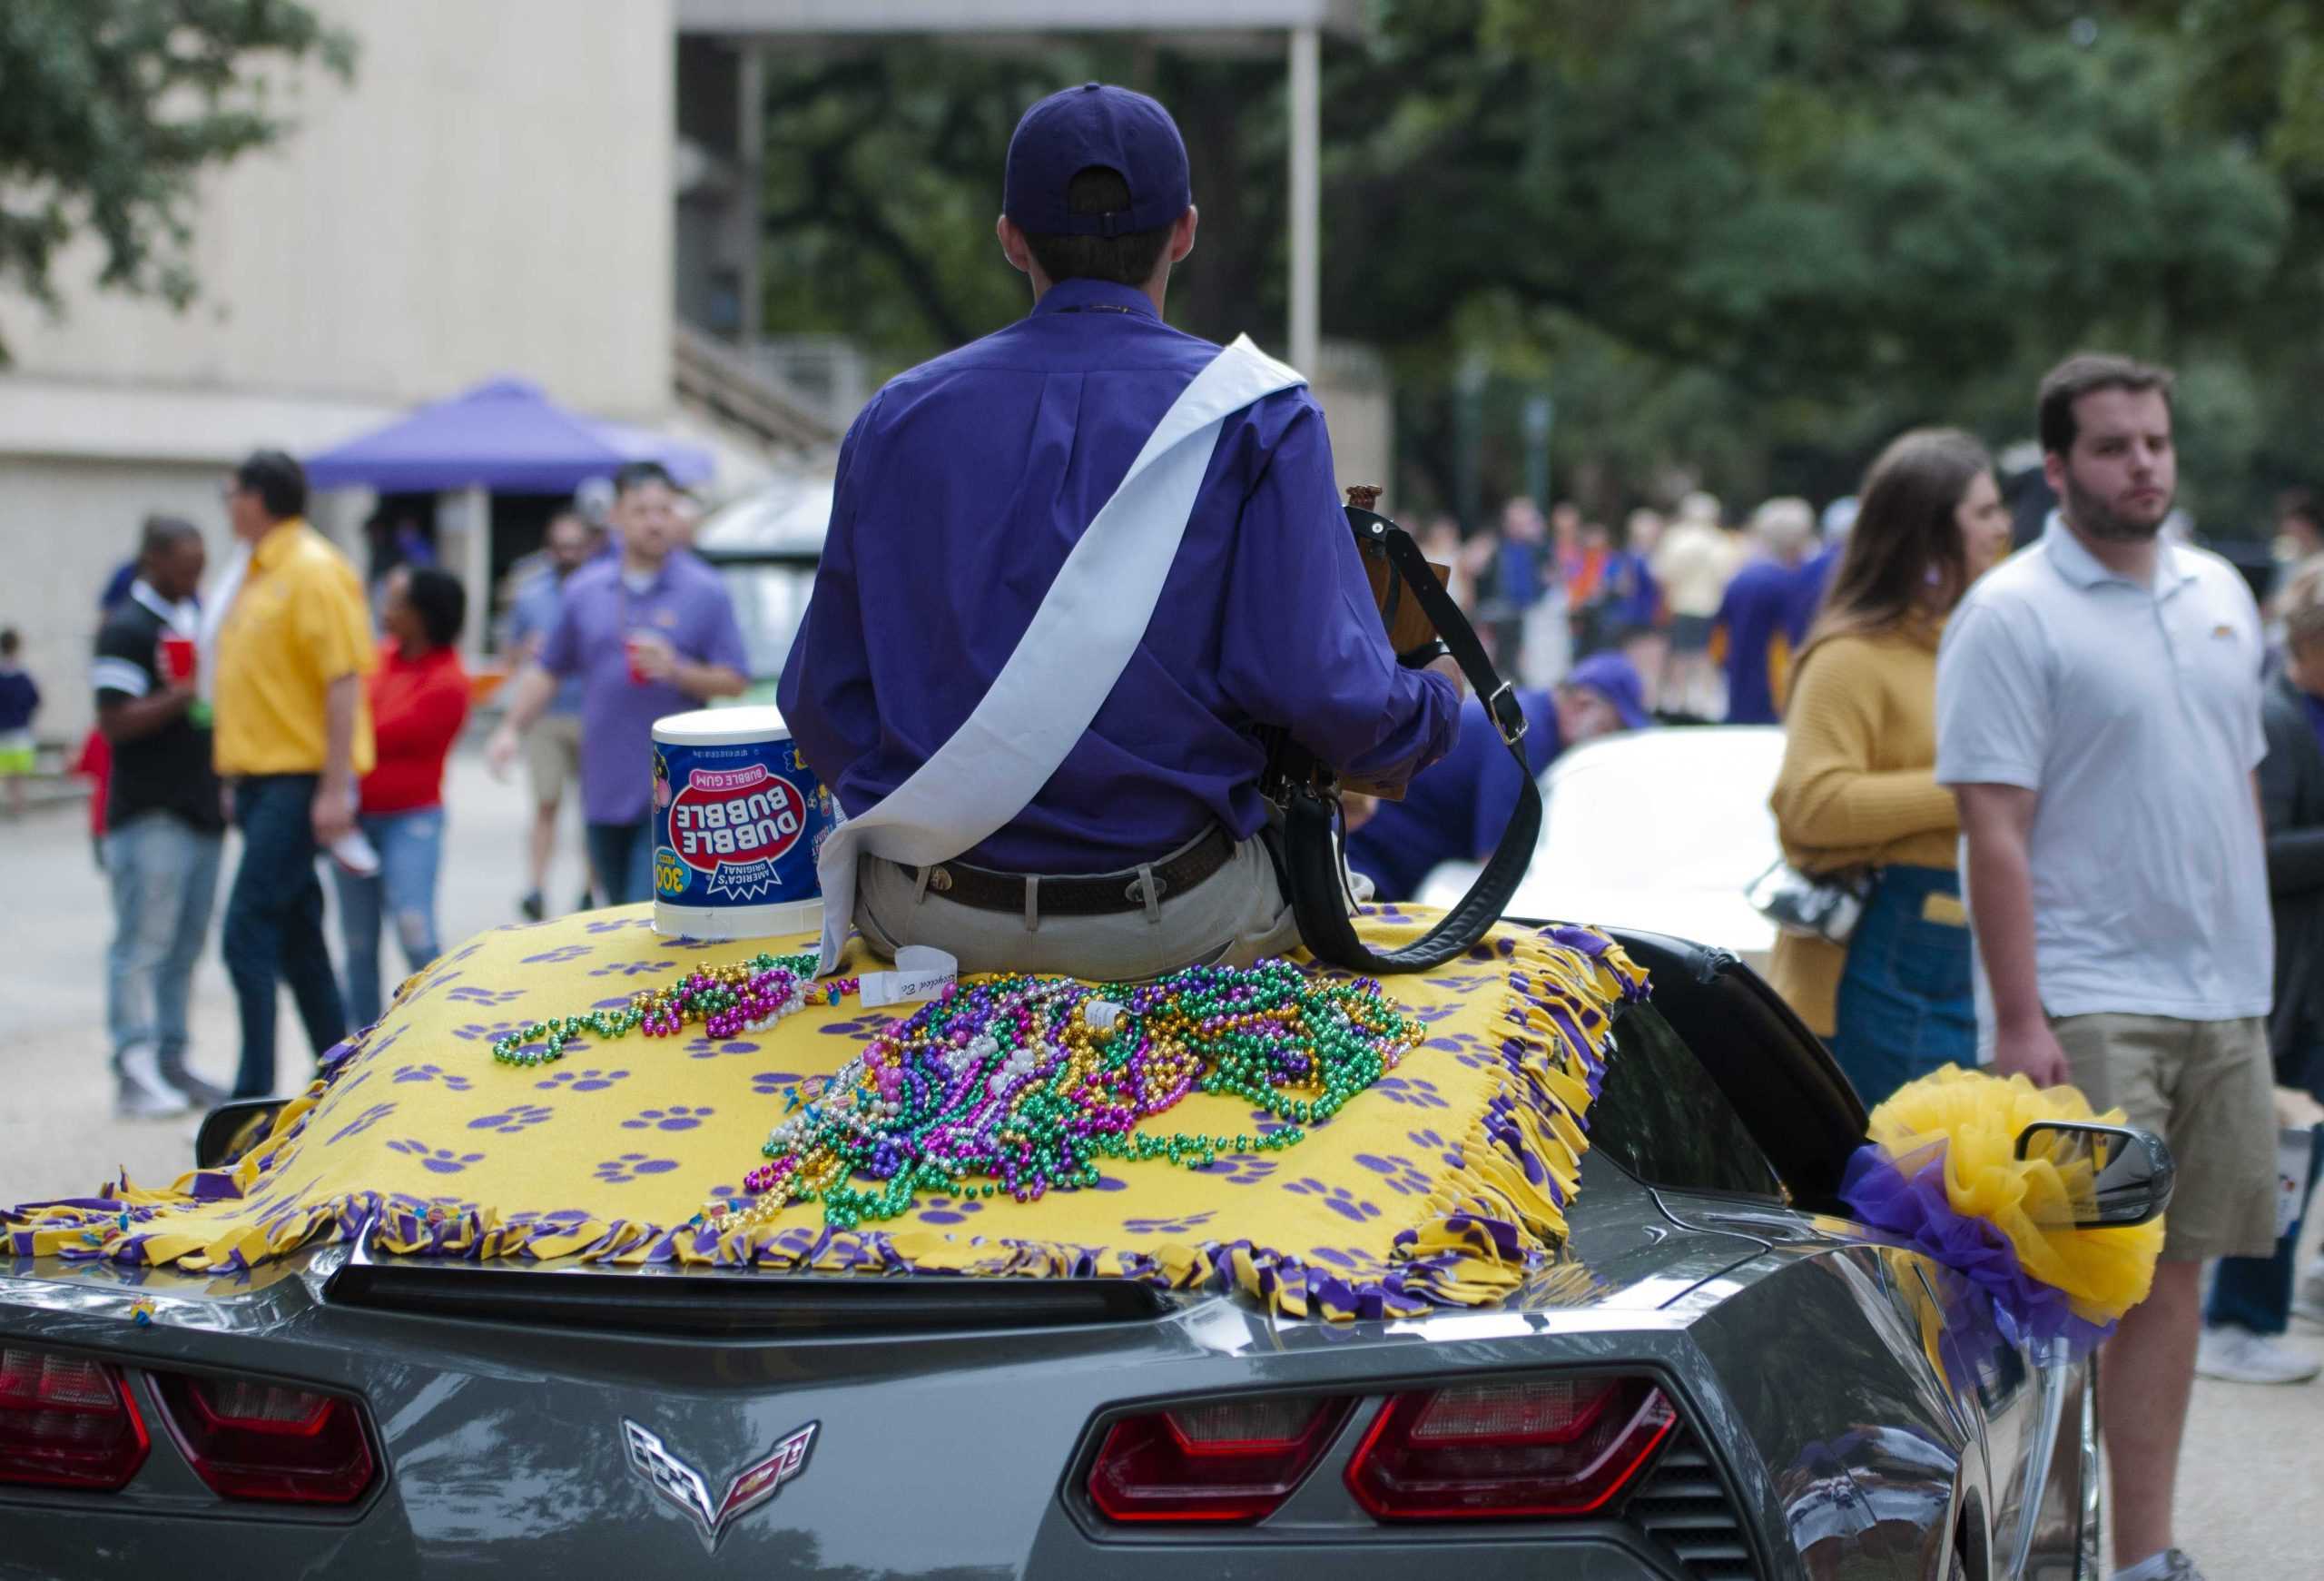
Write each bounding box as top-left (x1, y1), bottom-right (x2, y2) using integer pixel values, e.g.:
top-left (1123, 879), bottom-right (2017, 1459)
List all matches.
top-left (538, 552), bottom-right (749, 825)
top-left (778, 277), bottom-right (1459, 874)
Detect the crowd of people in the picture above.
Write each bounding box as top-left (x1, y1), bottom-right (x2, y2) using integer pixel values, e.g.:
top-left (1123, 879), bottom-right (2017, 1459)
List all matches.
top-left (1420, 477), bottom-right (1866, 735)
top-left (1764, 354), bottom-right (2318, 1581)
top-left (37, 451), bottom-right (749, 1125)
top-left (1344, 352), bottom-right (2319, 1581)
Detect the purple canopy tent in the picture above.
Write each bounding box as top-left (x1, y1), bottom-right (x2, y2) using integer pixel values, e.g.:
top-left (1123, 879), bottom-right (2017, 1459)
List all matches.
top-left (304, 376), bottom-right (713, 492)
top-left (303, 378), bottom-right (714, 663)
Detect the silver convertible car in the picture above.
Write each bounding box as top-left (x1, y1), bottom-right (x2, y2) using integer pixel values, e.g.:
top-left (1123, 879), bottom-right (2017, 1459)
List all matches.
top-left (0, 929), bottom-right (2139, 1581)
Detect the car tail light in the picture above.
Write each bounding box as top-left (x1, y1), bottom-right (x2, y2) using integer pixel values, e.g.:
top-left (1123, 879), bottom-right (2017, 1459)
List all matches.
top-left (0, 1346), bottom-right (151, 1490)
top-left (153, 1372), bottom-right (375, 1504)
top-left (1087, 1395), bottom-right (1353, 1522)
top-left (1345, 1375), bottom-right (1677, 1519)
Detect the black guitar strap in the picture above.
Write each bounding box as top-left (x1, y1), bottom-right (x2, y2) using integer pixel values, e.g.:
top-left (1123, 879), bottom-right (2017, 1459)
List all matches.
top-left (1281, 506), bottom-right (1541, 973)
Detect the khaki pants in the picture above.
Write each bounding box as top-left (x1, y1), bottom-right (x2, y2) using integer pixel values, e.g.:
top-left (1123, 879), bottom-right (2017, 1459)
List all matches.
top-left (523, 712), bottom-right (584, 805)
top-left (855, 831), bottom-right (1302, 982)
top-left (2050, 1012), bottom-right (2279, 1261)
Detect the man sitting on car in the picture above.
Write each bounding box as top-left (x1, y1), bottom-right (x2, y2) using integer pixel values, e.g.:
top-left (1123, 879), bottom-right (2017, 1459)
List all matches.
top-left (778, 84), bottom-right (1461, 979)
top-left (1344, 653), bottom-right (1649, 904)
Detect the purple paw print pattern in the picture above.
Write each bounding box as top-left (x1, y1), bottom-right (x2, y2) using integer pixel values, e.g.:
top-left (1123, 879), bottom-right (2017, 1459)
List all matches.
top-left (501, 1207), bottom-right (596, 1234)
top-left (448, 1022), bottom-right (527, 1045)
top-left (1354, 1152), bottom-right (1433, 1197)
top-left (621, 1104), bottom-right (713, 1132)
top-left (814, 1014), bottom-right (886, 1041)
top-left (324, 1101), bottom-right (396, 1145)
top-left (1306, 1245), bottom-right (1390, 1275)
top-left (1435, 1030), bottom-right (1498, 1070)
top-left (1372, 1075), bottom-right (1449, 1111)
top-left (534, 1066), bottom-right (630, 1093)
top-left (583, 915), bottom-right (653, 934)
top-left (1121, 1210), bottom-right (1216, 1237)
top-left (520, 944), bottom-right (595, 965)
top-left (468, 1103), bottom-right (555, 1134)
top-left (1193, 1155), bottom-right (1278, 1186)
top-left (1409, 1127), bottom-right (1465, 1169)
top-left (1283, 1176), bottom-right (1384, 1224)
top-left (914, 1196), bottom-right (986, 1227)
top-left (588, 957), bottom-right (675, 979)
top-left (594, 1152), bottom-right (681, 1185)
top-left (384, 1139), bottom-right (487, 1175)
top-left (750, 1070), bottom-right (808, 1097)
top-left (391, 1062), bottom-right (474, 1092)
top-left (684, 1036), bottom-right (762, 1060)
top-left (446, 984), bottom-right (526, 1008)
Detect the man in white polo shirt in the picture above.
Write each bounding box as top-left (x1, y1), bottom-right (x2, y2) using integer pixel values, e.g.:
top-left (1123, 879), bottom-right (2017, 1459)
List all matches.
top-left (1936, 353), bottom-right (2277, 1581)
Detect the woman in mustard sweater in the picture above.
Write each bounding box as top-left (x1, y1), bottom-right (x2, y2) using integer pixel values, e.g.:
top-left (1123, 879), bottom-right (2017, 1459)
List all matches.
top-left (1768, 430), bottom-right (2014, 1107)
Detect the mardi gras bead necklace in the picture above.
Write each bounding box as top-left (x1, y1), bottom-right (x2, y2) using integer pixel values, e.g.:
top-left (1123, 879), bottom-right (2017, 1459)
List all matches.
top-left (487, 951), bottom-right (860, 1067)
top-left (704, 959), bottom-right (1423, 1236)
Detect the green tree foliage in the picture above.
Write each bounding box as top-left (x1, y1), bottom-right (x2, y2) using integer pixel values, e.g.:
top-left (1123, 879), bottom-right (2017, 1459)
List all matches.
top-left (757, 3), bottom-right (2317, 530)
top-left (0, 0), bottom-right (354, 361)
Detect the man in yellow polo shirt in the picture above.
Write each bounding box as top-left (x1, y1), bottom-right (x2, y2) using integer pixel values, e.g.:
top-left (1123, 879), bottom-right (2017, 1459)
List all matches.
top-left (212, 450), bottom-right (376, 1100)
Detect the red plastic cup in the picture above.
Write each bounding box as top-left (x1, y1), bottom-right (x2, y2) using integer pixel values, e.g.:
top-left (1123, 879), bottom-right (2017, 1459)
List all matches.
top-left (159, 634), bottom-right (197, 686)
top-left (624, 632), bottom-right (649, 686)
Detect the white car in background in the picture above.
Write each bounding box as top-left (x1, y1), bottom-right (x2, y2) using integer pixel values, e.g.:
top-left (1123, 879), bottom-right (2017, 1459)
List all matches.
top-left (692, 471), bottom-right (833, 700)
top-left (1419, 726), bottom-right (1785, 973)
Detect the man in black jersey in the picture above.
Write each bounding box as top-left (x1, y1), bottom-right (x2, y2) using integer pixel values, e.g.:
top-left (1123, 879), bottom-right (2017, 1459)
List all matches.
top-left (91, 517), bottom-right (229, 1117)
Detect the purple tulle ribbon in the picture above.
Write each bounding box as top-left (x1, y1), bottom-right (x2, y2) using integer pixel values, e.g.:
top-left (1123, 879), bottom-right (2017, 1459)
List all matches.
top-left (1840, 1141), bottom-right (2116, 1353)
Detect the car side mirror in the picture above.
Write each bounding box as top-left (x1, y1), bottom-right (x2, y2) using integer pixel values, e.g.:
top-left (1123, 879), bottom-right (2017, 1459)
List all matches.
top-left (2013, 1121), bottom-right (2175, 1228)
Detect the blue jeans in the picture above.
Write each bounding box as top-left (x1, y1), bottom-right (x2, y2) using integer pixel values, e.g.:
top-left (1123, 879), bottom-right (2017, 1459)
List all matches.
top-left (104, 812), bottom-right (223, 1079)
top-left (330, 806), bottom-right (446, 1029)
top-left (586, 818), bottom-right (656, 908)
top-left (222, 775), bottom-right (348, 1099)
top-left (2207, 1104), bottom-right (2323, 1338)
top-left (1829, 865), bottom-right (1976, 1111)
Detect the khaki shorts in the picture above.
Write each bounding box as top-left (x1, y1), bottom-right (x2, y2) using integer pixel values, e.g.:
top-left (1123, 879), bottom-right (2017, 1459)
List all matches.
top-left (523, 713), bottom-right (584, 805)
top-left (856, 830), bottom-right (1301, 983)
top-left (2049, 1013), bottom-right (2279, 1260)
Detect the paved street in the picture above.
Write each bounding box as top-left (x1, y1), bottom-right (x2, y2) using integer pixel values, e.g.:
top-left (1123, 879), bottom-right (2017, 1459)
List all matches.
top-left (1, 746), bottom-right (2317, 1572)
top-left (1, 746), bottom-right (581, 1200)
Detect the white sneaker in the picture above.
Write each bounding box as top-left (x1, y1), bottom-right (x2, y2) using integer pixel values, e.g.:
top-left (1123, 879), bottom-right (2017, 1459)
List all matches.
top-left (2112, 1543), bottom-right (2211, 1581)
top-left (115, 1043), bottom-right (192, 1120)
top-left (2293, 1260), bottom-right (2324, 1328)
top-left (2194, 1325), bottom-right (2320, 1385)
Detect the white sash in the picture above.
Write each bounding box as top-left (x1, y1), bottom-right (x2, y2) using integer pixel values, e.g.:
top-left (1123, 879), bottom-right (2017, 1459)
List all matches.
top-left (813, 334), bottom-right (1305, 973)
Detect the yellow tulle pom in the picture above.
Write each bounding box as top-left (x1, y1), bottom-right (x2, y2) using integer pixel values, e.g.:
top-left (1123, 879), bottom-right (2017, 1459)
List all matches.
top-left (1868, 1065), bottom-right (2163, 1327)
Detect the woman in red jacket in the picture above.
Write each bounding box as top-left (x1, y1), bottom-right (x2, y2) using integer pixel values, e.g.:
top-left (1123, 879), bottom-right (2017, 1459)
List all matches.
top-left (333, 567), bottom-right (469, 1026)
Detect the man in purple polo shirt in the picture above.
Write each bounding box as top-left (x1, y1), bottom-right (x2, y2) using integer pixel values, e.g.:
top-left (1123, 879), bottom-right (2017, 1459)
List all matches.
top-left (488, 462), bottom-right (747, 905)
top-left (778, 84), bottom-right (1460, 978)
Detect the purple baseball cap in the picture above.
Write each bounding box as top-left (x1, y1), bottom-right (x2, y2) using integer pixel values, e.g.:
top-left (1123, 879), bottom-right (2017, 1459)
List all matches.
top-left (1003, 83), bottom-right (1192, 236)
top-left (1566, 653), bottom-right (1652, 731)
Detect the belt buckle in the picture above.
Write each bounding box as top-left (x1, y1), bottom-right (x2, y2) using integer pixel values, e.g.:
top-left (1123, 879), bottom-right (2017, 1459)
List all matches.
top-left (1485, 681), bottom-right (1527, 746)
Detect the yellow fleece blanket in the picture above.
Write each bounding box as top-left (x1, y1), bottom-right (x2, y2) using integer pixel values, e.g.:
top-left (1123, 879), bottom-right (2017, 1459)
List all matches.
top-left (6, 904), bottom-right (1647, 1321)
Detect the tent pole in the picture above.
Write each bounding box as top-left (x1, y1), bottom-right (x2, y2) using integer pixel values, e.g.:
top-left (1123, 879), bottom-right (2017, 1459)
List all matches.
top-left (448, 484), bottom-right (491, 667)
top-left (1288, 24), bottom-right (1320, 378)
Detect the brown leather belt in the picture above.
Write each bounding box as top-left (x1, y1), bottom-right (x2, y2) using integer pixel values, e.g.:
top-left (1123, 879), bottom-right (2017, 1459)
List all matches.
top-left (899, 825), bottom-right (1237, 918)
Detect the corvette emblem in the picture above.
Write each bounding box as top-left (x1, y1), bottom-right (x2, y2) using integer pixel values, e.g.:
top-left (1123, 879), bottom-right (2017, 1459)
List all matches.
top-left (622, 1418), bottom-right (818, 1550)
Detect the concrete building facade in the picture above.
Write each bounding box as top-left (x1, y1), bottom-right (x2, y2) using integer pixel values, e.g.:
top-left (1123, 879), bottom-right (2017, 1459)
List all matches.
top-left (0, 0), bottom-right (684, 742)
